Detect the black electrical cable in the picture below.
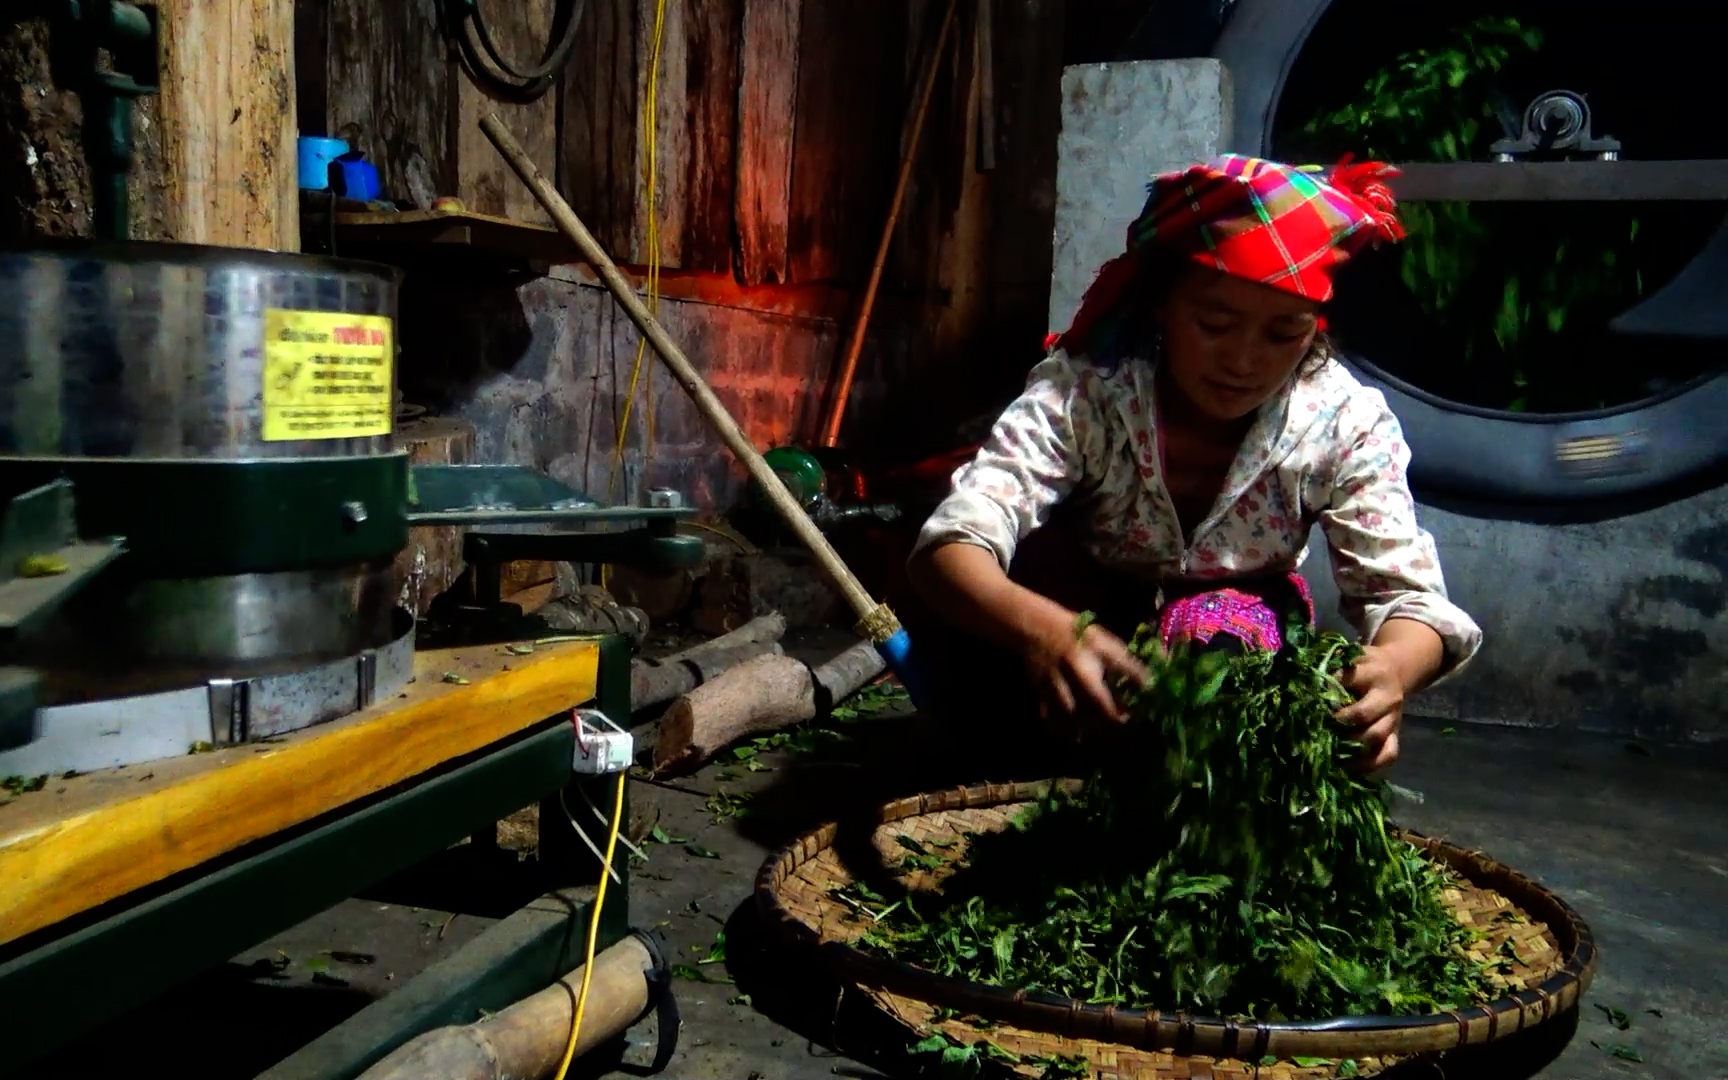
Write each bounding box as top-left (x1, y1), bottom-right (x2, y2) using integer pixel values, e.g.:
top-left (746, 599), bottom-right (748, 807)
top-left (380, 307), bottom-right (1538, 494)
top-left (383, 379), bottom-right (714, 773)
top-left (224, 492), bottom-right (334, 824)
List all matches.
top-left (450, 0), bottom-right (587, 101)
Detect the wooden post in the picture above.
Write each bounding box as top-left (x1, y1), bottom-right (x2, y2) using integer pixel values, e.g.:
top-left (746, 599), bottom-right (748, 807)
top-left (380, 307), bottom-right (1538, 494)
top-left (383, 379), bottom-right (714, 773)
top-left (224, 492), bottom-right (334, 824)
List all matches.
top-left (153, 0), bottom-right (300, 250)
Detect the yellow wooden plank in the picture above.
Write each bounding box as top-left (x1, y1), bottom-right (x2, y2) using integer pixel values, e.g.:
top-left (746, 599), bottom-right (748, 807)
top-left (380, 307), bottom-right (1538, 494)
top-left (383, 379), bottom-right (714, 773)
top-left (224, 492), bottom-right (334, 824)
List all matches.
top-left (0, 639), bottom-right (600, 948)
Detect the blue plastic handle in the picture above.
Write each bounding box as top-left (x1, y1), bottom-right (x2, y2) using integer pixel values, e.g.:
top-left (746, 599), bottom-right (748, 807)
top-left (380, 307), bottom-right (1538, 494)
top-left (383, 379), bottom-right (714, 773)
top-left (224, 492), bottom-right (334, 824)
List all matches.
top-left (874, 628), bottom-right (930, 712)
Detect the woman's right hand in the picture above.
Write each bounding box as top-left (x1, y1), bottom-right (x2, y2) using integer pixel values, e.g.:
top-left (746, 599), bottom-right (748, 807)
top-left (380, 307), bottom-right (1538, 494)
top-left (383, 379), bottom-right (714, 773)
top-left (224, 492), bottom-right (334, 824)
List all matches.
top-left (1023, 612), bottom-right (1150, 737)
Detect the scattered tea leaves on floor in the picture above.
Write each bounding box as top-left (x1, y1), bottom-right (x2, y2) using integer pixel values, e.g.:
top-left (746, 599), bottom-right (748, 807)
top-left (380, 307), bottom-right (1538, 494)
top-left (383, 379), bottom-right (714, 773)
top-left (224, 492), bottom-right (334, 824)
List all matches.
top-left (1596, 1003), bottom-right (1632, 1030)
top-left (698, 930), bottom-right (726, 964)
top-left (1, 774), bottom-right (47, 795)
top-left (704, 789), bottom-right (753, 823)
top-left (1592, 1041), bottom-right (1644, 1063)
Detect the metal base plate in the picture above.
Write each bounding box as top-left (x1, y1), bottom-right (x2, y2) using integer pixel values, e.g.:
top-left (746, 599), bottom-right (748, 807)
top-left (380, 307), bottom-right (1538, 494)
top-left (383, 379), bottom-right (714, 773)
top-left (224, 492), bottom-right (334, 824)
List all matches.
top-left (0, 609), bottom-right (417, 778)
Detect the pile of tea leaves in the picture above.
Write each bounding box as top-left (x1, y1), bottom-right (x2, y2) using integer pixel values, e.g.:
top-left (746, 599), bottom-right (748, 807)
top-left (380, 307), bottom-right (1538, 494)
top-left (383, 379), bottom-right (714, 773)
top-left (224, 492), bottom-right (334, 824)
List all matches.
top-left (839, 625), bottom-right (1496, 1021)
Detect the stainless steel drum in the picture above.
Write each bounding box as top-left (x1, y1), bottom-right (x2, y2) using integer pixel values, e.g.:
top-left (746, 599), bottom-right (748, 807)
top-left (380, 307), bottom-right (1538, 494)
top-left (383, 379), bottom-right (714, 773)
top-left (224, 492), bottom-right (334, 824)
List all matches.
top-left (0, 241), bottom-right (409, 700)
top-left (0, 240), bottom-right (396, 460)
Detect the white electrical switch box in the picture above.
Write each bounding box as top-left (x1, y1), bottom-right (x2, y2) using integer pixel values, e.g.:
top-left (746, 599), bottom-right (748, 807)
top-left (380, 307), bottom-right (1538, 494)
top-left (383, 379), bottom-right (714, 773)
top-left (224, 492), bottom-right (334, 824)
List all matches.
top-left (571, 709), bottom-right (633, 774)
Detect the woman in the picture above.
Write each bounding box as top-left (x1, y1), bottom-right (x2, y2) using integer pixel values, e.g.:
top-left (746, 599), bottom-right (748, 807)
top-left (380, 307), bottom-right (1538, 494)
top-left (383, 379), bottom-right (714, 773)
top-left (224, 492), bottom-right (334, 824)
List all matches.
top-left (906, 154), bottom-right (1481, 771)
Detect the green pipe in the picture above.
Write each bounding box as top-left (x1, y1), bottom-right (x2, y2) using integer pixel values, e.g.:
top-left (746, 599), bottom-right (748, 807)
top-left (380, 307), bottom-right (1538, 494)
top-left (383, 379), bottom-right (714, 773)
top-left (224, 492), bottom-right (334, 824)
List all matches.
top-left (56, 0), bottom-right (158, 240)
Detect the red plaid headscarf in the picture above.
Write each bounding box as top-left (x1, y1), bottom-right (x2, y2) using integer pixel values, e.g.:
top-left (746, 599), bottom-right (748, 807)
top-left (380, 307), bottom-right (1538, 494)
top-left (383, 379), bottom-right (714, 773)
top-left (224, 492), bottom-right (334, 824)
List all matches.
top-left (1049, 155), bottom-right (1406, 357)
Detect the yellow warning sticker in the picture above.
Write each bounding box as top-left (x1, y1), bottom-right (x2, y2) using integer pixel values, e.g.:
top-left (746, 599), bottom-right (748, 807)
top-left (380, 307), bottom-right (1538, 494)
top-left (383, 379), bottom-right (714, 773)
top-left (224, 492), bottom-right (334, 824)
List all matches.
top-left (262, 309), bottom-right (394, 441)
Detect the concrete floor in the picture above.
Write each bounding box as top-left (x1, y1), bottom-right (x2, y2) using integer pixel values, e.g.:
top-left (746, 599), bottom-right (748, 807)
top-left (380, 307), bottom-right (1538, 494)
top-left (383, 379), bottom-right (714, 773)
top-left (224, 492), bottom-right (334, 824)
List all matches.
top-left (21, 698), bottom-right (1728, 1080)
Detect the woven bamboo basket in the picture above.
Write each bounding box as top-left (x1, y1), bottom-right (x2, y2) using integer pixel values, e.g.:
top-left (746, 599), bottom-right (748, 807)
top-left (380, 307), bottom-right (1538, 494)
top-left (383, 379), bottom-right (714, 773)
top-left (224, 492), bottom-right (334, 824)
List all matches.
top-left (754, 780), bottom-right (1596, 1080)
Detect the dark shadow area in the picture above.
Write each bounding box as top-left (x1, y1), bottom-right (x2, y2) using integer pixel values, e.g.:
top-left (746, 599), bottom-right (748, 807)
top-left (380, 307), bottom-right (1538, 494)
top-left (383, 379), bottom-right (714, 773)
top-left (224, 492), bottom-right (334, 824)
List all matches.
top-left (355, 835), bottom-right (556, 919)
top-left (9, 963), bottom-right (375, 1080)
top-left (393, 264), bottom-right (540, 414)
top-left (721, 896), bottom-right (903, 1079)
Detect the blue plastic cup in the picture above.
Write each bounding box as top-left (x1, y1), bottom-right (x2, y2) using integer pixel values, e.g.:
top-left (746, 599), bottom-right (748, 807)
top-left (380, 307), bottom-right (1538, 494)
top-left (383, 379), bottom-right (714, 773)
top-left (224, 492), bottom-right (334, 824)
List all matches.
top-left (297, 136), bottom-right (351, 191)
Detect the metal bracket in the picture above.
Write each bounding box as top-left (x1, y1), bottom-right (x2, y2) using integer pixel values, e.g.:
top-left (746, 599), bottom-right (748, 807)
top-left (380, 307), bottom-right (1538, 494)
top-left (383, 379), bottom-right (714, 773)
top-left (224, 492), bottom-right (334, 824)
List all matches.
top-left (206, 677), bottom-right (248, 746)
top-left (0, 480), bottom-right (125, 643)
top-left (1491, 90), bottom-right (1621, 161)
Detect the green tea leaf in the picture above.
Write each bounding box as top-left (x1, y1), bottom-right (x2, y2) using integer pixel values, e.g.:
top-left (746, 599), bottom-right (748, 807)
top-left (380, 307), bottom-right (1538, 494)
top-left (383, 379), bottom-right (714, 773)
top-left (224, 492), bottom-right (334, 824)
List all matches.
top-left (1595, 1003), bottom-right (1632, 1030)
top-left (845, 629), bottom-right (1498, 1022)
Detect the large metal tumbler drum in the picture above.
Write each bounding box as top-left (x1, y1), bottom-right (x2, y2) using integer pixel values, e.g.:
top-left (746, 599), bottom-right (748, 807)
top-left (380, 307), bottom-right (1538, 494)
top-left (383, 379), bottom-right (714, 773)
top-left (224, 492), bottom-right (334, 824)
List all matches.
top-left (0, 241), bottom-right (410, 700)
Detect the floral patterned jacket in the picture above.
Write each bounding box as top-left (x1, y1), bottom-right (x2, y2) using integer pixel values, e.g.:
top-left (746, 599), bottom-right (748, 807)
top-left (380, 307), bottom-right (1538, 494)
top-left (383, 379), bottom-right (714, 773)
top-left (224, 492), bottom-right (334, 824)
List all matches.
top-left (913, 349), bottom-right (1483, 678)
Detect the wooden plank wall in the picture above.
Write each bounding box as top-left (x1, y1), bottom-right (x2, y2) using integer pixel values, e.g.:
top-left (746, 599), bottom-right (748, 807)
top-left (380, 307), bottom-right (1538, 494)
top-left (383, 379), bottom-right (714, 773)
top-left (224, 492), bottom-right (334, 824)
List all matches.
top-left (733, 0), bottom-right (802, 286)
top-left (310, 0), bottom-right (1067, 480)
top-left (303, 0), bottom-right (455, 210)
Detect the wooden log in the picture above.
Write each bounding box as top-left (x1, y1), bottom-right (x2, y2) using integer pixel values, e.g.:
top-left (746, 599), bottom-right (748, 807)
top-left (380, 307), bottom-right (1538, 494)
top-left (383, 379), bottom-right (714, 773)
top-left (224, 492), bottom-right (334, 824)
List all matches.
top-left (393, 415), bottom-right (476, 616)
top-left (627, 612), bottom-right (787, 709)
top-left (354, 934), bottom-right (655, 1080)
top-left (155, 0), bottom-right (299, 250)
top-left (668, 611), bottom-right (786, 658)
top-left (629, 640), bottom-right (783, 712)
top-left (733, 0), bottom-right (802, 285)
top-left (650, 639), bottom-right (885, 776)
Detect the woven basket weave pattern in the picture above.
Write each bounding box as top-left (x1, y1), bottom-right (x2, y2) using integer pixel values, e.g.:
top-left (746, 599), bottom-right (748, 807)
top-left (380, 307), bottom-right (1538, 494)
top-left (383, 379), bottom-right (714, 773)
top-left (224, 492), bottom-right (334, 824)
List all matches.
top-left (755, 781), bottom-right (1596, 1080)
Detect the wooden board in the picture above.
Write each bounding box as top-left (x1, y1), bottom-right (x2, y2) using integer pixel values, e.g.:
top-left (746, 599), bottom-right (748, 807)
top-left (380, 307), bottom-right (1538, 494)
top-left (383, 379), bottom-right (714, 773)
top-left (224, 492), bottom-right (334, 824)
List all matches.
top-left (734, 0), bottom-right (803, 286)
top-left (0, 638), bottom-right (602, 949)
top-left (314, 0), bottom-right (456, 210)
top-left (151, 0), bottom-right (300, 250)
top-left (785, 1), bottom-right (901, 284)
top-left (456, 0), bottom-right (562, 226)
top-left (631, 0), bottom-right (690, 270)
top-left (560, 0), bottom-right (643, 261)
top-left (330, 207), bottom-right (576, 263)
top-left (681, 0), bottom-right (743, 274)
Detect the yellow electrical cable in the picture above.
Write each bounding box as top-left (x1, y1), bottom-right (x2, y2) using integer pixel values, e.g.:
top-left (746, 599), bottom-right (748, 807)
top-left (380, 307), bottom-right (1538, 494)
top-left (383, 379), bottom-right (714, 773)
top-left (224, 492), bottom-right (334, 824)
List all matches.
top-left (602, 0), bottom-right (669, 594)
top-left (609, 0), bottom-right (669, 504)
top-left (678, 519), bottom-right (760, 555)
top-left (550, 769), bottom-right (627, 1080)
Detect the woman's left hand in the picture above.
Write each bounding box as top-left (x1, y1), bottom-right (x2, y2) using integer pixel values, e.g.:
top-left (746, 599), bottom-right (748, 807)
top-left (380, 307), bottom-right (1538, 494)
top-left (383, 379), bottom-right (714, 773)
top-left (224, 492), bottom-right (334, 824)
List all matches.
top-left (1334, 644), bottom-right (1405, 771)
top-left (1334, 619), bottom-right (1448, 772)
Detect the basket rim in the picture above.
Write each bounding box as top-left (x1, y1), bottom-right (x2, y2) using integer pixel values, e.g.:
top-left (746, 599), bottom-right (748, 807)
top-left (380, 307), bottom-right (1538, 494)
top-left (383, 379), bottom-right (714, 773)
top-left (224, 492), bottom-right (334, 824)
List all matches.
top-left (752, 779), bottom-right (1599, 1061)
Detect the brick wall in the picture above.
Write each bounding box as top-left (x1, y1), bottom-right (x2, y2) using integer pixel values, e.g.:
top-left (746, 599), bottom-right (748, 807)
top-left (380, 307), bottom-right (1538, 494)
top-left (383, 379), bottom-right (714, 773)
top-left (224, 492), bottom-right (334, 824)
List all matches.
top-left (396, 270), bottom-right (910, 512)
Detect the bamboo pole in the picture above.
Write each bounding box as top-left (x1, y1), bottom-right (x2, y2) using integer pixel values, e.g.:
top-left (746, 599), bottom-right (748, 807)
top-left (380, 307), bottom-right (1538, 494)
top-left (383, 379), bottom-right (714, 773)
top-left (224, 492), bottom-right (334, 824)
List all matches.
top-left (354, 935), bottom-right (656, 1080)
top-left (478, 115), bottom-right (906, 653)
top-left (817, 0), bottom-right (961, 449)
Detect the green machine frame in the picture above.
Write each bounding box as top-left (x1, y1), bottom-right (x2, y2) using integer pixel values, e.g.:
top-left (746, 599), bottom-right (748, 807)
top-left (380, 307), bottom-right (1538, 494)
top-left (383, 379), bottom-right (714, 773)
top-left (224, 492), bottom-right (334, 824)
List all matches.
top-left (0, 636), bottom-right (643, 1080)
top-left (0, 457), bottom-right (707, 1076)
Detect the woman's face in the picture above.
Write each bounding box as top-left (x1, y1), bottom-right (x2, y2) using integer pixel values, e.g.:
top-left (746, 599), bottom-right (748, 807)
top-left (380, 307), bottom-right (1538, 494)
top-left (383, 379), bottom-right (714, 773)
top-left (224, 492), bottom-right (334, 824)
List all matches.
top-left (1157, 266), bottom-right (1320, 421)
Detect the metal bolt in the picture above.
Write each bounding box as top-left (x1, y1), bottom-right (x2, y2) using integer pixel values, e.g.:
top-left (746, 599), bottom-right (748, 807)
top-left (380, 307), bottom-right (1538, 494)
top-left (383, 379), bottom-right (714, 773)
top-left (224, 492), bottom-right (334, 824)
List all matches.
top-left (341, 500), bottom-right (369, 526)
